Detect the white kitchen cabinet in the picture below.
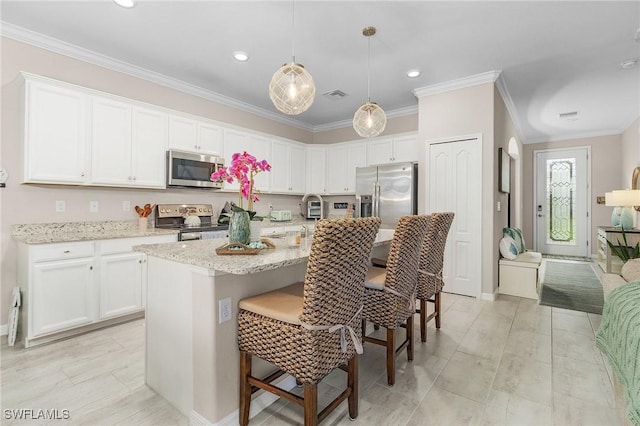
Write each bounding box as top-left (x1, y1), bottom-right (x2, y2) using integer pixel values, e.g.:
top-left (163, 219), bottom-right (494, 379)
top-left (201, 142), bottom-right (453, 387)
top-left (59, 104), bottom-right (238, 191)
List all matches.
top-left (222, 129), bottom-right (249, 192)
top-left (271, 140), bottom-right (306, 194)
top-left (23, 76), bottom-right (89, 184)
top-left (91, 98), bottom-right (167, 188)
top-left (306, 146), bottom-right (327, 194)
top-left (326, 143), bottom-right (367, 194)
top-left (367, 134), bottom-right (418, 165)
top-left (28, 241), bottom-right (96, 338)
top-left (17, 234), bottom-right (177, 347)
top-left (248, 134), bottom-right (271, 195)
top-left (169, 115), bottom-right (222, 155)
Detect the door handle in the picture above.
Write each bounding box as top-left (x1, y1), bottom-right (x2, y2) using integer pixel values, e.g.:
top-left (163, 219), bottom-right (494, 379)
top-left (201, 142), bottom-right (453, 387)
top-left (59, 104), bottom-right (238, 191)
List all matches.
top-left (537, 214), bottom-right (545, 217)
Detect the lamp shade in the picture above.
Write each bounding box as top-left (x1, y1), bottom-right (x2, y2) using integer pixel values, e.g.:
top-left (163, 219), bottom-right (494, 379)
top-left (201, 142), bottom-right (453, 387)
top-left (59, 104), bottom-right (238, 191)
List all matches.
top-left (605, 189), bottom-right (640, 207)
top-left (269, 63), bottom-right (315, 115)
top-left (353, 102), bottom-right (387, 138)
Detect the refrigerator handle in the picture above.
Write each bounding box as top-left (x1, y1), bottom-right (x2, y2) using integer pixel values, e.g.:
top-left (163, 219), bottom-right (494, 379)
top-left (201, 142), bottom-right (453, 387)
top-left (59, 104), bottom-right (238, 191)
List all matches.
top-left (355, 195), bottom-right (361, 218)
top-left (373, 183), bottom-right (380, 217)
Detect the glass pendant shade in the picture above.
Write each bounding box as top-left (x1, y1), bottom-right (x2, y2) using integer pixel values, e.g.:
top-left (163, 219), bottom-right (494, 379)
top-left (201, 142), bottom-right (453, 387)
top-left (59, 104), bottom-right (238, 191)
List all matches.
top-left (353, 102), bottom-right (387, 138)
top-left (269, 62), bottom-right (315, 115)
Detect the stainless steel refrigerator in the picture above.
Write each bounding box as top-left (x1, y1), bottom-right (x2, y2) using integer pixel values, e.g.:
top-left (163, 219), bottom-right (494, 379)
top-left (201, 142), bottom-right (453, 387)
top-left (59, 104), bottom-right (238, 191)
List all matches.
top-left (355, 162), bottom-right (418, 228)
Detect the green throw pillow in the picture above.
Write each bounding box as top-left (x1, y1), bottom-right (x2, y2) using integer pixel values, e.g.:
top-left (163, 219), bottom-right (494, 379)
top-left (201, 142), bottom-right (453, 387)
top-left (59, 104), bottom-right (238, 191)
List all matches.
top-left (503, 227), bottom-right (526, 253)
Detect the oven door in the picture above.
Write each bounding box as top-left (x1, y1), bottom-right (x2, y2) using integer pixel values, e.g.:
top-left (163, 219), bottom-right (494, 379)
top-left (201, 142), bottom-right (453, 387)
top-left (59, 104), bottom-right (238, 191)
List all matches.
top-left (167, 150), bottom-right (224, 189)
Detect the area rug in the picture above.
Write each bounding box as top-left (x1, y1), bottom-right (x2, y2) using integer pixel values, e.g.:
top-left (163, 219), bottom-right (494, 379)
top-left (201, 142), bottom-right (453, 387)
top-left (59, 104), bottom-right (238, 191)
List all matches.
top-left (539, 260), bottom-right (604, 314)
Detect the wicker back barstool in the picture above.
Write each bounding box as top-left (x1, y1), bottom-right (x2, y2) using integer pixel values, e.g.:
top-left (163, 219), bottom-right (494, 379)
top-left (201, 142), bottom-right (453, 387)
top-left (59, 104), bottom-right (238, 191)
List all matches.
top-left (416, 212), bottom-right (455, 342)
top-left (237, 217), bottom-right (381, 426)
top-left (361, 215), bottom-right (430, 386)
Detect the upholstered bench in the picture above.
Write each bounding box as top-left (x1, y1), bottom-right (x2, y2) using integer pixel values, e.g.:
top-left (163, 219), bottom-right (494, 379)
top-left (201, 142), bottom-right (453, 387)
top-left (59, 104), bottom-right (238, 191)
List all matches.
top-left (498, 227), bottom-right (542, 300)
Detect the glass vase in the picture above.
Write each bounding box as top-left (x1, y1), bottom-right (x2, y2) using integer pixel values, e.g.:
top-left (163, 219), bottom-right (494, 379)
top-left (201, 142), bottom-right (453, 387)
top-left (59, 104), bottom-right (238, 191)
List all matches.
top-left (229, 210), bottom-right (250, 245)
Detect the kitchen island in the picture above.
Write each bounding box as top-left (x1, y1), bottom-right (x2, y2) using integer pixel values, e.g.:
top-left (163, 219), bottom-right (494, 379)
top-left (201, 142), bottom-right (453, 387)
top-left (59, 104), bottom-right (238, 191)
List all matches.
top-left (133, 229), bottom-right (393, 424)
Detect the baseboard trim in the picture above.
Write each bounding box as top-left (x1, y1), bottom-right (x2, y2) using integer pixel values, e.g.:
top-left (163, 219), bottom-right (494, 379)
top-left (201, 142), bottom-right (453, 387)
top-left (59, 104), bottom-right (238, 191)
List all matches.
top-left (480, 291), bottom-right (497, 301)
top-left (190, 374), bottom-right (296, 426)
top-left (0, 324), bottom-right (8, 336)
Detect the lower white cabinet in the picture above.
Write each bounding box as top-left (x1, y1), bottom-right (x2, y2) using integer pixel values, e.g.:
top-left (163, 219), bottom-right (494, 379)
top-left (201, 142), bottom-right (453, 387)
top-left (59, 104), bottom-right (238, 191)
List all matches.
top-left (17, 234), bottom-right (176, 347)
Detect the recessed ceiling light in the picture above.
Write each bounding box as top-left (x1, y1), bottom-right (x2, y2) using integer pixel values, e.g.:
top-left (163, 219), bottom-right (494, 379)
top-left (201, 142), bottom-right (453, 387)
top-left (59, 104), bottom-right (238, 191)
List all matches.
top-left (113, 0), bottom-right (136, 8)
top-left (406, 70), bottom-right (421, 78)
top-left (620, 59), bottom-right (638, 69)
top-left (233, 51), bottom-right (249, 62)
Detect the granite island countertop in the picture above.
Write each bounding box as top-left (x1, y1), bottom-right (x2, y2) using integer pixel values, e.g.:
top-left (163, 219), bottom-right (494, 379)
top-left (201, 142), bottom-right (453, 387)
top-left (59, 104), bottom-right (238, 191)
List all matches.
top-left (11, 221), bottom-right (179, 244)
top-left (133, 228), bottom-right (394, 275)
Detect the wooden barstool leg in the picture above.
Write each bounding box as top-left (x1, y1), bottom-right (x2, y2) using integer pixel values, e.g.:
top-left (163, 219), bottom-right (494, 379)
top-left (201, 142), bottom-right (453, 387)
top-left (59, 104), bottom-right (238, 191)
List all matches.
top-left (420, 299), bottom-right (427, 342)
top-left (407, 314), bottom-right (414, 361)
top-left (303, 383), bottom-right (318, 426)
top-left (435, 292), bottom-right (442, 329)
top-left (239, 351), bottom-right (252, 426)
top-left (347, 355), bottom-right (358, 420)
top-left (386, 328), bottom-right (395, 386)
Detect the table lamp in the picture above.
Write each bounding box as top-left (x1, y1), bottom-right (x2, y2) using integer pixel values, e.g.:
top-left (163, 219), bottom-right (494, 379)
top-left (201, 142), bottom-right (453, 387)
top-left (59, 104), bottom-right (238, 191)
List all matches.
top-left (605, 189), bottom-right (640, 230)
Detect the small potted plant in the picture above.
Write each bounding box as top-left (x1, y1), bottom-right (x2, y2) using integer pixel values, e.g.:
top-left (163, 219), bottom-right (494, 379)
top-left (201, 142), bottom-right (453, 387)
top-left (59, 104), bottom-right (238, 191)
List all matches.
top-left (211, 152), bottom-right (271, 244)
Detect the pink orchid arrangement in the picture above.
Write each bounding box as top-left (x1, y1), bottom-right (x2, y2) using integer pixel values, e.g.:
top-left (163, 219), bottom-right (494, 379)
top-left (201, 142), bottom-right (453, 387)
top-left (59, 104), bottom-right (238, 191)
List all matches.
top-left (211, 151), bottom-right (271, 213)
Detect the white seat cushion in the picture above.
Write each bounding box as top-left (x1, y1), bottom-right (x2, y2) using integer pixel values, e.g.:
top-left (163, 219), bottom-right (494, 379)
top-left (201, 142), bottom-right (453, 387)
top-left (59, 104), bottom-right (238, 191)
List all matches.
top-left (365, 266), bottom-right (387, 290)
top-left (238, 282), bottom-right (304, 325)
top-left (499, 251), bottom-right (542, 266)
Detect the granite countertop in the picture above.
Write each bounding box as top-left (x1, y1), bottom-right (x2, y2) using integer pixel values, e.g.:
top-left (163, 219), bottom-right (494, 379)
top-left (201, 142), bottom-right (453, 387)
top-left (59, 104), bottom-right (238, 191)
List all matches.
top-left (11, 221), bottom-right (179, 244)
top-left (134, 228), bottom-right (394, 275)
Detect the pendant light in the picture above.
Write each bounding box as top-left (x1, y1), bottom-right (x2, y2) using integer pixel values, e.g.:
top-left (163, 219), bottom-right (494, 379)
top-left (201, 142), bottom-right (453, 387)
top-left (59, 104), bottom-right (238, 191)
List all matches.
top-left (353, 26), bottom-right (386, 138)
top-left (269, 0), bottom-right (315, 115)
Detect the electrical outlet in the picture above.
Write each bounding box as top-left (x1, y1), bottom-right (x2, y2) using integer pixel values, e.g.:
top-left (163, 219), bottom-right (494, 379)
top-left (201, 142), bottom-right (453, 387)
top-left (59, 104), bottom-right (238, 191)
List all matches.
top-left (123, 201), bottom-right (131, 212)
top-left (497, 201), bottom-right (501, 212)
top-left (268, 203), bottom-right (273, 210)
top-left (90, 201), bottom-right (99, 213)
top-left (55, 200), bottom-right (66, 213)
top-left (219, 297), bottom-right (232, 323)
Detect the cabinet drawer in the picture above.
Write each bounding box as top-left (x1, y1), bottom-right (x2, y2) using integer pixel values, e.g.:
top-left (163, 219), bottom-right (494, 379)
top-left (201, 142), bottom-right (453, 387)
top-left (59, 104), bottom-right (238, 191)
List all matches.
top-left (31, 241), bottom-right (94, 262)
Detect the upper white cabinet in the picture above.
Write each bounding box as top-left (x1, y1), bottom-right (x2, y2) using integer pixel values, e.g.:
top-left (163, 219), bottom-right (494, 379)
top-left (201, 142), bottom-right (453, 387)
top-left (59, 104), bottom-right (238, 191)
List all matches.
top-left (305, 146), bottom-right (327, 194)
top-left (90, 97), bottom-right (166, 188)
top-left (168, 115), bottom-right (222, 155)
top-left (271, 140), bottom-right (306, 194)
top-left (367, 134), bottom-right (418, 165)
top-left (326, 143), bottom-right (367, 194)
top-left (23, 78), bottom-right (88, 184)
top-left (222, 129), bottom-right (249, 192)
top-left (221, 129), bottom-right (273, 194)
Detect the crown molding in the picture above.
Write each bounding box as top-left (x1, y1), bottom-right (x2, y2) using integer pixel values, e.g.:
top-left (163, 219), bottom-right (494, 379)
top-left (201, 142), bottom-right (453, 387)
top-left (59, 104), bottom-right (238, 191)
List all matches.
top-left (312, 104), bottom-right (418, 132)
top-left (495, 72), bottom-right (526, 142)
top-left (1, 22), bottom-right (314, 132)
top-left (524, 128), bottom-right (624, 144)
top-left (412, 70), bottom-right (502, 98)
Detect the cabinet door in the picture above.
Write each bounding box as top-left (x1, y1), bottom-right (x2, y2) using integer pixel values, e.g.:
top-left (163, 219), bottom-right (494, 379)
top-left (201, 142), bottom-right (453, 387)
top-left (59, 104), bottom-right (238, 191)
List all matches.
top-left (306, 146), bottom-right (327, 194)
top-left (99, 252), bottom-right (144, 319)
top-left (367, 139), bottom-right (394, 165)
top-left (222, 129), bottom-right (250, 192)
top-left (248, 135), bottom-right (271, 194)
top-left (289, 144), bottom-right (306, 194)
top-left (90, 96), bottom-right (133, 186)
top-left (131, 107), bottom-right (167, 188)
top-left (31, 257), bottom-right (94, 337)
top-left (326, 146), bottom-right (348, 193)
top-left (198, 123), bottom-right (222, 155)
top-left (270, 140), bottom-right (290, 193)
top-left (168, 115), bottom-right (198, 152)
top-left (24, 81), bottom-right (88, 184)
top-left (346, 143), bottom-right (367, 193)
top-left (393, 135), bottom-right (419, 163)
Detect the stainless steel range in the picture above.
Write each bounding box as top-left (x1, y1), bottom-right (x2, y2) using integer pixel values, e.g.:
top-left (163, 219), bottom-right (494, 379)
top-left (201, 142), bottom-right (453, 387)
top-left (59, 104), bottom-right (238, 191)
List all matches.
top-left (154, 204), bottom-right (228, 241)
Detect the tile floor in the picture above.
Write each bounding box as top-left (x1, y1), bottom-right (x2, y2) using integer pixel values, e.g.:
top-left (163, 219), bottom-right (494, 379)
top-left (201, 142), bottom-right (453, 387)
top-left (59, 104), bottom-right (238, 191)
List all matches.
top-left (1, 291), bottom-right (622, 426)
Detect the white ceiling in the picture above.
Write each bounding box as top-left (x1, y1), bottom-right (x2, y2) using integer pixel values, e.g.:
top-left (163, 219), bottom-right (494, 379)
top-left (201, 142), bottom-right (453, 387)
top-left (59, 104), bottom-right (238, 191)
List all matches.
top-left (2, 1), bottom-right (639, 143)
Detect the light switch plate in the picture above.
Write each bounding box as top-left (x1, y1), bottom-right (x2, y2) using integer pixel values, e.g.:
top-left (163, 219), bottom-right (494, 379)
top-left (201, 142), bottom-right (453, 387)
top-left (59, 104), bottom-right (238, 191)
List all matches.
top-left (123, 201), bottom-right (131, 212)
top-left (55, 200), bottom-right (66, 213)
top-left (90, 201), bottom-right (99, 213)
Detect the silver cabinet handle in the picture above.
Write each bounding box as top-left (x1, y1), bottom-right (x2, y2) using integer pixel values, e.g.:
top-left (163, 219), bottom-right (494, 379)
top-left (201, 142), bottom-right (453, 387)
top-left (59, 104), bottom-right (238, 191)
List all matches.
top-left (63, 250), bottom-right (70, 253)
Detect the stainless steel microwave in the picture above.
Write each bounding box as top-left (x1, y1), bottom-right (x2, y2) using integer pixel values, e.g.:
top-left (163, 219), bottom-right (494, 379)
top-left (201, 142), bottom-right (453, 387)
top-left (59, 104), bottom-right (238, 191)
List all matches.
top-left (166, 150), bottom-right (225, 189)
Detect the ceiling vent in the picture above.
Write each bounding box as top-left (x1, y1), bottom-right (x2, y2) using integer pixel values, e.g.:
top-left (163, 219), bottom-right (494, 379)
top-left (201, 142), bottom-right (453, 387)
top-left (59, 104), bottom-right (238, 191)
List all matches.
top-left (559, 111), bottom-right (579, 121)
top-left (322, 89), bottom-right (349, 100)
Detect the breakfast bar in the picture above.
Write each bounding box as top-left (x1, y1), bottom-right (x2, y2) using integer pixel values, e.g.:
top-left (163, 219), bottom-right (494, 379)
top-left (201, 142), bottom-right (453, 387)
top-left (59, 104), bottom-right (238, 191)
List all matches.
top-left (133, 229), bottom-right (393, 424)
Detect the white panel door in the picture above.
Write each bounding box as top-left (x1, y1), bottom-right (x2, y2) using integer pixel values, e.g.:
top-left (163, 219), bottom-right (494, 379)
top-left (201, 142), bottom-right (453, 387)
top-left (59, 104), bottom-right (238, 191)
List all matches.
top-left (168, 115), bottom-right (198, 152)
top-left (198, 123), bottom-right (222, 155)
top-left (222, 129), bottom-right (249, 192)
top-left (132, 107), bottom-right (167, 188)
top-left (99, 252), bottom-right (144, 319)
top-left (90, 97), bottom-right (132, 186)
top-left (248, 135), bottom-right (271, 194)
top-left (393, 135), bottom-right (419, 163)
top-left (326, 146), bottom-right (348, 193)
top-left (429, 138), bottom-right (482, 297)
top-left (367, 138), bottom-right (394, 165)
top-left (289, 144), bottom-right (306, 194)
top-left (346, 143), bottom-right (367, 193)
top-left (306, 146), bottom-right (327, 194)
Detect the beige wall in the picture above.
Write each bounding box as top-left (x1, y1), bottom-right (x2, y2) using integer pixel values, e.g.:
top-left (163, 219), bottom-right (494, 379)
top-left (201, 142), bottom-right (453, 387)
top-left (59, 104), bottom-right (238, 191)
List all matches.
top-left (621, 116), bottom-right (640, 187)
top-left (417, 82), bottom-right (498, 296)
top-left (522, 134), bottom-right (622, 256)
top-left (312, 113), bottom-right (418, 144)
